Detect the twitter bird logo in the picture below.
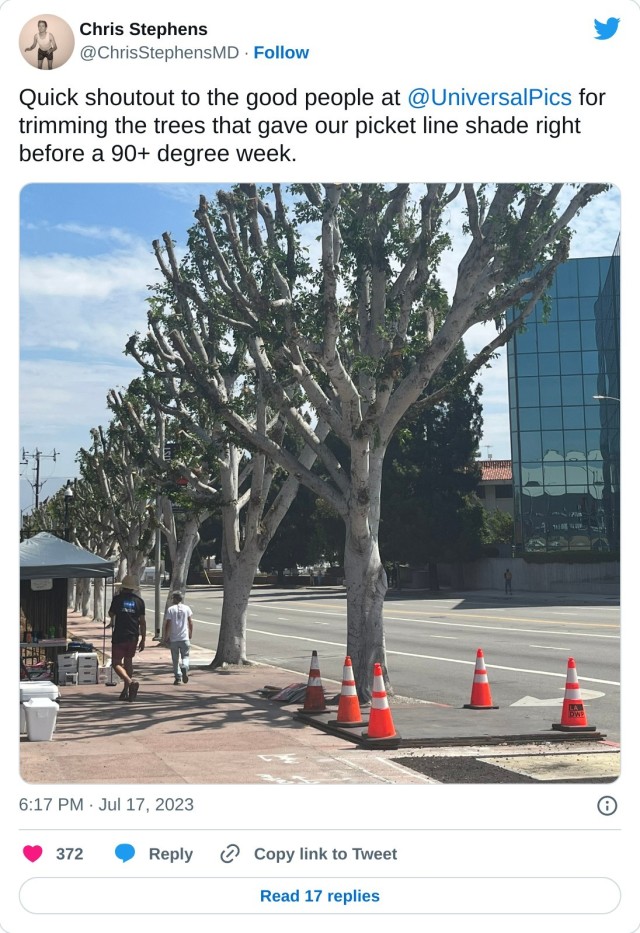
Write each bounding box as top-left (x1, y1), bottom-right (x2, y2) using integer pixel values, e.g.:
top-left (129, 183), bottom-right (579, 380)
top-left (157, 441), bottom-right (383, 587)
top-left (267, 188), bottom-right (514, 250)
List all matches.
top-left (594, 17), bottom-right (620, 39)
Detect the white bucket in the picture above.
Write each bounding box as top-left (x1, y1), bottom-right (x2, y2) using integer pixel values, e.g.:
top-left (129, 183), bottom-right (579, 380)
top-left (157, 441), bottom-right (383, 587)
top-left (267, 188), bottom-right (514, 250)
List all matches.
top-left (22, 698), bottom-right (59, 741)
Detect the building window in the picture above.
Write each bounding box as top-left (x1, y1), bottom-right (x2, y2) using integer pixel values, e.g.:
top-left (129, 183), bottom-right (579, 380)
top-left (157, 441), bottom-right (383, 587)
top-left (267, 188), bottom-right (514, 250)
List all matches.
top-left (495, 485), bottom-right (513, 499)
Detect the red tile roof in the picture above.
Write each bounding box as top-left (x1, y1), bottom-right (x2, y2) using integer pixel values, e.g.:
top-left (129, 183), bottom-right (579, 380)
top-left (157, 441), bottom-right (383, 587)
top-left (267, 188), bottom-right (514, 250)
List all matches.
top-left (478, 459), bottom-right (512, 481)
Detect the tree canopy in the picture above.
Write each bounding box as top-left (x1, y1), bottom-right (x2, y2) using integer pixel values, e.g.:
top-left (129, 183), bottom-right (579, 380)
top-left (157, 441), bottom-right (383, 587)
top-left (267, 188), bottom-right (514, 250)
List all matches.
top-left (128, 182), bottom-right (609, 698)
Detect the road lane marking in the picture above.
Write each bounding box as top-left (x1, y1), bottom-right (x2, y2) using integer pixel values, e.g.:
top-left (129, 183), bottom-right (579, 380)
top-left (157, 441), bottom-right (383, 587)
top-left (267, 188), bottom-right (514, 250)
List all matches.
top-left (253, 600), bottom-right (619, 629)
top-left (529, 645), bottom-right (571, 650)
top-left (278, 616), bottom-right (329, 625)
top-left (511, 689), bottom-right (605, 706)
top-left (193, 623), bottom-right (619, 687)
top-left (251, 605), bottom-right (618, 639)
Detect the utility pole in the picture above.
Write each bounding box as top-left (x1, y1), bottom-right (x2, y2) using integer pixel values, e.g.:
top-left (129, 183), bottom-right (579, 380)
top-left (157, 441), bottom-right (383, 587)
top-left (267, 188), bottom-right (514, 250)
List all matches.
top-left (21, 448), bottom-right (59, 508)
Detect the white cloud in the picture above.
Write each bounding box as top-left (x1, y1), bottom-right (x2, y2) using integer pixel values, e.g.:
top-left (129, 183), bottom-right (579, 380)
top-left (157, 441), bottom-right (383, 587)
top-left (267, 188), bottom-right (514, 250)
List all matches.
top-left (20, 244), bottom-right (156, 357)
top-left (20, 358), bottom-right (141, 503)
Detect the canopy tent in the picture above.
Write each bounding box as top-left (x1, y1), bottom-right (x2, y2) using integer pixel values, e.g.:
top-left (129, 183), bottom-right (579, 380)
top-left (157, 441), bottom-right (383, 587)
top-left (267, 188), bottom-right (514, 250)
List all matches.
top-left (20, 533), bottom-right (115, 580)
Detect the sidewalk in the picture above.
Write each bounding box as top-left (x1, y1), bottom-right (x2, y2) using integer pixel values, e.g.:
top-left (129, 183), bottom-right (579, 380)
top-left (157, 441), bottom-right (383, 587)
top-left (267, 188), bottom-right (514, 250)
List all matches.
top-left (19, 609), bottom-right (619, 786)
top-left (19, 612), bottom-right (435, 785)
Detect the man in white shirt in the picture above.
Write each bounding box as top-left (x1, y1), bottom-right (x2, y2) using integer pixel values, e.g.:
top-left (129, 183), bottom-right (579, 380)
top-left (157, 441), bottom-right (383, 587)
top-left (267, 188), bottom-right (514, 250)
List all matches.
top-left (162, 592), bottom-right (194, 685)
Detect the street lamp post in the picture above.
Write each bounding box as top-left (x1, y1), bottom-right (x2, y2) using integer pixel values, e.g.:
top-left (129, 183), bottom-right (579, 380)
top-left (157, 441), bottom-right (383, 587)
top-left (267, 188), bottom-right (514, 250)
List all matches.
top-left (63, 480), bottom-right (74, 541)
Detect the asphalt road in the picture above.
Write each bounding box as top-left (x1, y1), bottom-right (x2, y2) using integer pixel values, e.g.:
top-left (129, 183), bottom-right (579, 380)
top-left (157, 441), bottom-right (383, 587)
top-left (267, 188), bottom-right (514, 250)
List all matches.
top-left (143, 586), bottom-right (620, 742)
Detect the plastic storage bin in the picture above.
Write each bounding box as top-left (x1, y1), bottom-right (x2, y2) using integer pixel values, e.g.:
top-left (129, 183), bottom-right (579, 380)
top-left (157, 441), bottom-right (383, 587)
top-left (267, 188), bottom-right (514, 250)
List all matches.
top-left (19, 682), bottom-right (60, 734)
top-left (22, 697), bottom-right (59, 741)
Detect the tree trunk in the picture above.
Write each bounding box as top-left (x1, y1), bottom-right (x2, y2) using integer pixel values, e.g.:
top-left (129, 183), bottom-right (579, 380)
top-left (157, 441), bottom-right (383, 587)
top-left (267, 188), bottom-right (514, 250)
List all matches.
top-left (342, 446), bottom-right (389, 703)
top-left (343, 527), bottom-right (388, 703)
top-left (81, 578), bottom-right (91, 617)
top-left (93, 578), bottom-right (106, 622)
top-left (67, 579), bottom-right (76, 609)
top-left (125, 553), bottom-right (147, 583)
top-left (209, 547), bottom-right (260, 667)
top-left (167, 518), bottom-right (200, 601)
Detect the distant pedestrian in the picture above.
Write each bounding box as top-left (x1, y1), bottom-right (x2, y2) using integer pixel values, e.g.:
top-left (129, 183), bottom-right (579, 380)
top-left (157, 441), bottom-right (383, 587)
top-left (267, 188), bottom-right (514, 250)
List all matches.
top-left (163, 591), bottom-right (193, 685)
top-left (504, 568), bottom-right (513, 595)
top-left (107, 575), bottom-right (146, 701)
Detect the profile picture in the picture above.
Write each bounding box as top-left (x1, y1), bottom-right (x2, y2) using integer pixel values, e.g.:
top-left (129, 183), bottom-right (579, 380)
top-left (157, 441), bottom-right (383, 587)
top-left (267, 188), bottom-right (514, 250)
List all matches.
top-left (19, 14), bottom-right (74, 70)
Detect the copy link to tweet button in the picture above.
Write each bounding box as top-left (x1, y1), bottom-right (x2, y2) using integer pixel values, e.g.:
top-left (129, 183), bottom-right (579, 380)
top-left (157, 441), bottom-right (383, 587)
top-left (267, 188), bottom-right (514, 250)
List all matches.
top-left (20, 877), bottom-right (620, 914)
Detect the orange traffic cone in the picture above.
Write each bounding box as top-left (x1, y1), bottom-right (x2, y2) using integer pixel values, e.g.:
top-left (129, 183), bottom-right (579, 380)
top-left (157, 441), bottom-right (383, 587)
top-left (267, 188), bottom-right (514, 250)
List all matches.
top-left (299, 650), bottom-right (327, 713)
top-left (552, 657), bottom-right (596, 732)
top-left (333, 656), bottom-right (365, 727)
top-left (464, 648), bottom-right (499, 709)
top-left (363, 663), bottom-right (396, 739)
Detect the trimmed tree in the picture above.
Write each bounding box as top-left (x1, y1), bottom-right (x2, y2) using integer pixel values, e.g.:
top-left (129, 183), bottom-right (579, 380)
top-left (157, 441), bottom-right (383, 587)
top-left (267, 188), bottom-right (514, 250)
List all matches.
top-left (130, 182), bottom-right (608, 699)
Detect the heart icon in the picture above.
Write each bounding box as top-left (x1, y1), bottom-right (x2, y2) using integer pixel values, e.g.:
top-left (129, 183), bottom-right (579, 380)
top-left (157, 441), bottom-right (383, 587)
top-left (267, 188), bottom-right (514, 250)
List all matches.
top-left (23, 845), bottom-right (43, 863)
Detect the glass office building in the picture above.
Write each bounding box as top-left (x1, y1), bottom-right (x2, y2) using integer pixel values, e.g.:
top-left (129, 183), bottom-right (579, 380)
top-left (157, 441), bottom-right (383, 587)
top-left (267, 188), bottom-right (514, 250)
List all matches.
top-left (507, 243), bottom-right (620, 553)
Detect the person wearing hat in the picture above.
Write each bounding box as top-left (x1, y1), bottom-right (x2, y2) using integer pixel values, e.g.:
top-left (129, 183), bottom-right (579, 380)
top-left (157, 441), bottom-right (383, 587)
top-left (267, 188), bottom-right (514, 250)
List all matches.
top-left (162, 591), bottom-right (193, 685)
top-left (107, 575), bottom-right (146, 701)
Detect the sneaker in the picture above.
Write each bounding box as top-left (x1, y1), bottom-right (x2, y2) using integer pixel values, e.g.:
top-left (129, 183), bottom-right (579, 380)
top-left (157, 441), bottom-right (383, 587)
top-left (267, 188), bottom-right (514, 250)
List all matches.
top-left (173, 678), bottom-right (182, 685)
top-left (181, 668), bottom-right (189, 684)
top-left (118, 686), bottom-right (129, 701)
top-left (128, 681), bottom-right (139, 701)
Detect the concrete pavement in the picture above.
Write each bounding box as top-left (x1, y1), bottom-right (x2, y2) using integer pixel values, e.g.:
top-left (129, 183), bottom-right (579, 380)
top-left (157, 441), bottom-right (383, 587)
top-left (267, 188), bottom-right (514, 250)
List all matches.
top-left (19, 603), bottom-right (619, 785)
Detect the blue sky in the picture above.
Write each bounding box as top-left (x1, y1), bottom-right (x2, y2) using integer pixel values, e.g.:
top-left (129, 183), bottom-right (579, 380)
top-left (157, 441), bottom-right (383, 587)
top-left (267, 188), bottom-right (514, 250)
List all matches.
top-left (19, 183), bottom-right (621, 512)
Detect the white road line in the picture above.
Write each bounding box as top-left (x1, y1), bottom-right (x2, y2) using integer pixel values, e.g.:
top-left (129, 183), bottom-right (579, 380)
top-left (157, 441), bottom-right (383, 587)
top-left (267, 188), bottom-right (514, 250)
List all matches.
top-left (197, 623), bottom-right (619, 687)
top-left (278, 616), bottom-right (329, 625)
top-left (529, 645), bottom-right (572, 651)
top-left (254, 604), bottom-right (618, 640)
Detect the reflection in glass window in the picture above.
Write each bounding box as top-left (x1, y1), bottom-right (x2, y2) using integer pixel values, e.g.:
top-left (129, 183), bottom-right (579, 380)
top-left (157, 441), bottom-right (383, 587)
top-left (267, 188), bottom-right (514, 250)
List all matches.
top-left (521, 463), bottom-right (543, 488)
top-left (563, 407), bottom-right (585, 429)
top-left (538, 353), bottom-right (560, 375)
top-left (520, 432), bottom-right (542, 461)
top-left (541, 407), bottom-right (563, 429)
top-left (536, 322), bottom-right (559, 351)
top-left (517, 377), bottom-right (540, 407)
top-left (577, 259), bottom-right (601, 297)
top-left (582, 373), bottom-right (598, 403)
top-left (543, 462), bottom-right (566, 486)
top-left (585, 406), bottom-right (603, 429)
top-left (565, 461), bottom-right (588, 486)
top-left (555, 262), bottom-right (579, 297)
top-left (564, 430), bottom-right (587, 458)
top-left (507, 251), bottom-right (619, 555)
top-left (560, 352), bottom-right (583, 374)
top-left (580, 321), bottom-right (597, 350)
top-left (539, 376), bottom-right (561, 406)
top-left (559, 321), bottom-right (581, 351)
top-left (518, 409), bottom-right (541, 431)
top-left (586, 430), bottom-right (603, 458)
top-left (581, 351), bottom-right (599, 374)
top-left (516, 354), bottom-right (538, 377)
top-left (561, 375), bottom-right (583, 405)
top-left (557, 298), bottom-right (580, 320)
top-left (541, 431), bottom-right (564, 457)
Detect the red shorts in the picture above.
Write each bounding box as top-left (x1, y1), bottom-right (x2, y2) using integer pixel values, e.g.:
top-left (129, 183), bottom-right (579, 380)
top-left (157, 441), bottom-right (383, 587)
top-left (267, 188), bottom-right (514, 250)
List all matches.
top-left (111, 641), bottom-right (137, 665)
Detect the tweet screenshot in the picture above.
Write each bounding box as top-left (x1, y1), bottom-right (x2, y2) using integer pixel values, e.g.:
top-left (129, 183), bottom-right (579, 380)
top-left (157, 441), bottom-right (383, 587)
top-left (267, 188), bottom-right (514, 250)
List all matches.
top-left (3, 0), bottom-right (635, 929)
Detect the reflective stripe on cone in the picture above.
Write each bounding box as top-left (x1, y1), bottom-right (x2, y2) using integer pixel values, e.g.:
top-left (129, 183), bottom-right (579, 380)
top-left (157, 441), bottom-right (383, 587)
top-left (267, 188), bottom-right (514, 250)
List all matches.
top-left (464, 648), bottom-right (499, 709)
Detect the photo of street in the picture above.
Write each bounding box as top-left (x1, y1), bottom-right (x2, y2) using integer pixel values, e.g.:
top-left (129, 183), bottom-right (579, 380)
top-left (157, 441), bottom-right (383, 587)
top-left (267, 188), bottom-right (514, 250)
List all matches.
top-left (20, 183), bottom-right (620, 784)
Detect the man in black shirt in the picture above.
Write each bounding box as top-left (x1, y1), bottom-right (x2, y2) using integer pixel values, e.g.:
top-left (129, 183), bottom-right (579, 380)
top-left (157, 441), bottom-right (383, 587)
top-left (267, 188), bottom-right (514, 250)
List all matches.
top-left (107, 575), bottom-right (146, 701)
